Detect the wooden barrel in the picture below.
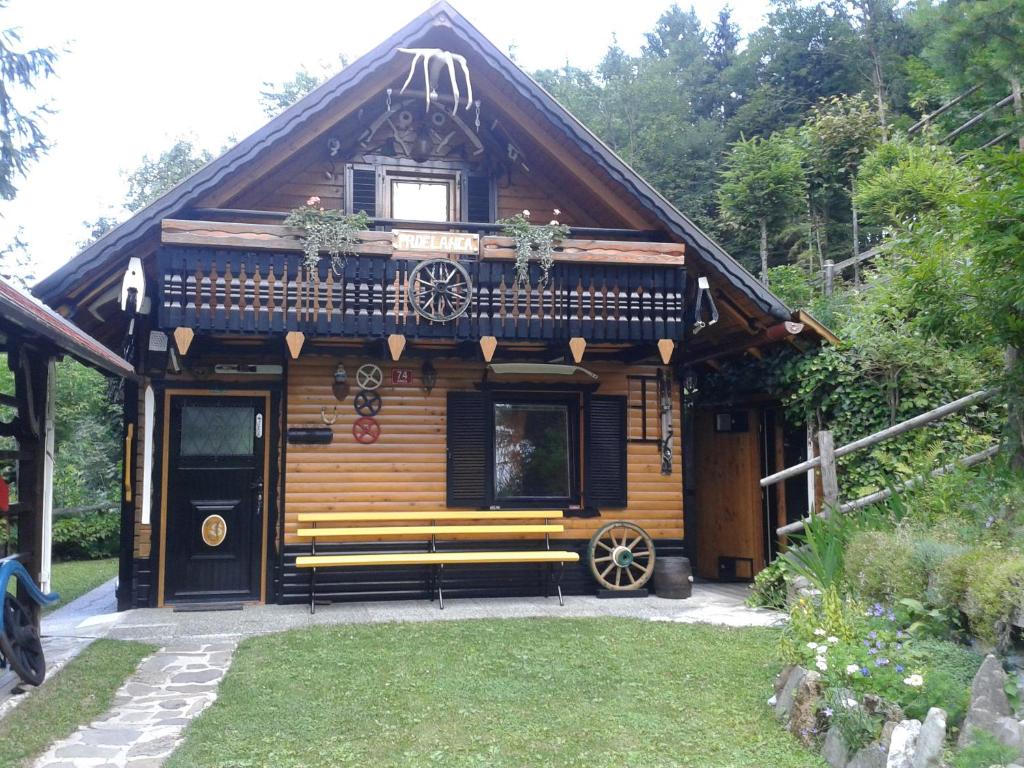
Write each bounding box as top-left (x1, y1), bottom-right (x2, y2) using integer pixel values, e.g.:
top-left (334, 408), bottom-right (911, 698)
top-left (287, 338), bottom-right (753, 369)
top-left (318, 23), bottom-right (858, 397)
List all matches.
top-left (653, 556), bottom-right (693, 599)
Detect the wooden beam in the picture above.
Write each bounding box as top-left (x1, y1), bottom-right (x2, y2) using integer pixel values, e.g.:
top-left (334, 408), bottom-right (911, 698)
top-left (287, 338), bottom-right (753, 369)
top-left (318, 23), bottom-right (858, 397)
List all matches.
top-left (480, 336), bottom-right (497, 363)
top-left (657, 339), bottom-right (674, 365)
top-left (285, 331), bottom-right (305, 360)
top-left (387, 334), bottom-right (406, 361)
top-left (162, 220), bottom-right (393, 255)
top-left (173, 327), bottom-right (194, 356)
top-left (569, 337), bottom-right (586, 364)
top-left (482, 236), bottom-right (684, 266)
top-left (818, 430), bottom-right (839, 509)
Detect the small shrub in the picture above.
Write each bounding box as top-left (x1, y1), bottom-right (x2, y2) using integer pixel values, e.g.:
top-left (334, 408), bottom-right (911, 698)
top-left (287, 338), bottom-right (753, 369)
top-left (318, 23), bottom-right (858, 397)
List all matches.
top-left (960, 554), bottom-right (1024, 648)
top-left (748, 559), bottom-right (788, 609)
top-left (844, 530), bottom-right (927, 603)
top-left (951, 730), bottom-right (1018, 768)
top-left (823, 688), bottom-right (879, 753)
top-left (52, 511), bottom-right (119, 561)
top-left (929, 547), bottom-right (989, 610)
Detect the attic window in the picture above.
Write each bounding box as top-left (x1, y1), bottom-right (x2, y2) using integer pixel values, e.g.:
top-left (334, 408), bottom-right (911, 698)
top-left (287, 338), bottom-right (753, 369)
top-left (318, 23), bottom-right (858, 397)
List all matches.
top-left (390, 177), bottom-right (453, 222)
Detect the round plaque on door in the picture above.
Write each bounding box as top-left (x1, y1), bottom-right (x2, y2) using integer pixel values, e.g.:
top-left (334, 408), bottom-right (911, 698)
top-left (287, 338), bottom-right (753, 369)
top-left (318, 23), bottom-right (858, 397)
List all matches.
top-left (201, 514), bottom-right (227, 547)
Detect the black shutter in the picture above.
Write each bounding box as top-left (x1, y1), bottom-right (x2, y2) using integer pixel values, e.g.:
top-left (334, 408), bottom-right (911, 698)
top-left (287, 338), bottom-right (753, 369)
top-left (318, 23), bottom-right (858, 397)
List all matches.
top-left (466, 174), bottom-right (493, 222)
top-left (350, 168), bottom-right (377, 216)
top-left (586, 395), bottom-right (627, 508)
top-left (446, 391), bottom-right (488, 507)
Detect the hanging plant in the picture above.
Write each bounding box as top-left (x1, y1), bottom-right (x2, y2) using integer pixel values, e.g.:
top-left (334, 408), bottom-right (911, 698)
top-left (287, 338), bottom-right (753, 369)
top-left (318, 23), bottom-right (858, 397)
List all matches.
top-left (284, 196), bottom-right (372, 278)
top-left (496, 208), bottom-right (570, 289)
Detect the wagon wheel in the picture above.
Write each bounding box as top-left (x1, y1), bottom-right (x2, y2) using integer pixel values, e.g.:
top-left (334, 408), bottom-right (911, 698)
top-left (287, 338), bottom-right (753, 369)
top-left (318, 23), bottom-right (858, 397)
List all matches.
top-left (588, 522), bottom-right (655, 591)
top-left (355, 364), bottom-right (383, 391)
top-left (353, 390), bottom-right (382, 417)
top-left (0, 593), bottom-right (45, 686)
top-left (408, 258), bottom-right (473, 323)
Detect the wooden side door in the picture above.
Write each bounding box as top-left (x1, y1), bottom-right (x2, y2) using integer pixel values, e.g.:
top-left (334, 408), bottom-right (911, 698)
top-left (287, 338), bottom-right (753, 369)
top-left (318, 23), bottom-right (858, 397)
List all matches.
top-left (692, 406), bottom-right (765, 580)
top-left (162, 393), bottom-right (268, 604)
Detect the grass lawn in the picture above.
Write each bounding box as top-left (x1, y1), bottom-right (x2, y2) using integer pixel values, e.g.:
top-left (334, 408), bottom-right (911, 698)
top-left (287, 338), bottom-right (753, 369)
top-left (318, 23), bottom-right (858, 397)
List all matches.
top-left (0, 638), bottom-right (154, 767)
top-left (168, 618), bottom-right (824, 768)
top-left (44, 558), bottom-right (117, 612)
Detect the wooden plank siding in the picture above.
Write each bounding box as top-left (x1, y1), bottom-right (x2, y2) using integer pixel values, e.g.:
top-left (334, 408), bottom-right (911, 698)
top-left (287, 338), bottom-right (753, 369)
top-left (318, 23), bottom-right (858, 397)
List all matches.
top-left (283, 356), bottom-right (683, 545)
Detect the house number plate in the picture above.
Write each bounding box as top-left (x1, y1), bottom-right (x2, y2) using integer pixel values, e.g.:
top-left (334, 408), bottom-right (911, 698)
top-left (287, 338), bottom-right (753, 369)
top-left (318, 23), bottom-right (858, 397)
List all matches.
top-left (201, 514), bottom-right (228, 547)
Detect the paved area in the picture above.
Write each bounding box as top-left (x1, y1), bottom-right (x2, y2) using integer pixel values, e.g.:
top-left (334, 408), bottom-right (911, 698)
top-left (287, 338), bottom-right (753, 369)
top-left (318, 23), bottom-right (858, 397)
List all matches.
top-left (106, 581), bottom-right (783, 644)
top-left (31, 640), bottom-right (237, 768)
top-left (0, 577), bottom-right (122, 718)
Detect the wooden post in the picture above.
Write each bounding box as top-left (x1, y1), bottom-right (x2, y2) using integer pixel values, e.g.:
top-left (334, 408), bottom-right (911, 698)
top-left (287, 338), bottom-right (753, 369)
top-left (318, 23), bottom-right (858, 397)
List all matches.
top-left (823, 260), bottom-right (835, 297)
top-left (569, 337), bottom-right (586, 364)
top-left (285, 331), bottom-right (305, 360)
top-left (173, 327), bottom-right (194, 356)
top-left (387, 334), bottom-right (406, 362)
top-left (657, 339), bottom-right (675, 365)
top-left (818, 430), bottom-right (839, 512)
top-left (480, 336), bottom-right (497, 363)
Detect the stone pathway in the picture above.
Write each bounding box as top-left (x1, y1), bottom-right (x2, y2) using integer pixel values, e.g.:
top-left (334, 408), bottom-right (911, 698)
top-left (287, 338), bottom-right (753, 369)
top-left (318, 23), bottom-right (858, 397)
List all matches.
top-left (31, 639), bottom-right (237, 768)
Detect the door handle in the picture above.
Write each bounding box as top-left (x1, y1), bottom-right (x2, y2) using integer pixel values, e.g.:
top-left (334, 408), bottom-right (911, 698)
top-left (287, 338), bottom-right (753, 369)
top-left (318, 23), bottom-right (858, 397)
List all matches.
top-left (251, 480), bottom-right (264, 516)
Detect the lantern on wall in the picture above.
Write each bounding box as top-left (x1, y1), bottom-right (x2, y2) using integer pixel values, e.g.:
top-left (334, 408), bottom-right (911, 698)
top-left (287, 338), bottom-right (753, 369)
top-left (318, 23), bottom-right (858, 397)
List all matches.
top-left (421, 359), bottom-right (438, 395)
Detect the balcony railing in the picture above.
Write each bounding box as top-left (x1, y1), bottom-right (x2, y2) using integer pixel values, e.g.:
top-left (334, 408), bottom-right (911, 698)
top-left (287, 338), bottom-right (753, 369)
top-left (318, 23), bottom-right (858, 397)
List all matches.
top-left (156, 220), bottom-right (687, 344)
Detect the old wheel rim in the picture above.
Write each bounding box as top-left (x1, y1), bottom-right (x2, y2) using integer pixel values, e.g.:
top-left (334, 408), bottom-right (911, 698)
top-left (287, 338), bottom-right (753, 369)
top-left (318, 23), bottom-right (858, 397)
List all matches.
top-left (408, 259), bottom-right (473, 323)
top-left (0, 594), bottom-right (45, 686)
top-left (588, 522), bottom-right (655, 591)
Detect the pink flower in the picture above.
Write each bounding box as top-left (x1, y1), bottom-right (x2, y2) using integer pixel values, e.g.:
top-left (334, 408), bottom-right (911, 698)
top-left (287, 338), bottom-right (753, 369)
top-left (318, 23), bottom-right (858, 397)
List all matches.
top-left (307, 196), bottom-right (321, 206)
top-left (522, 209), bottom-right (531, 218)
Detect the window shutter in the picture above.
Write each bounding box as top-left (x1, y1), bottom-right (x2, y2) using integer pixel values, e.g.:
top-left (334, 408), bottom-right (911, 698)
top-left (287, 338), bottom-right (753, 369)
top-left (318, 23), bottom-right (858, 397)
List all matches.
top-left (350, 167), bottom-right (377, 216)
top-left (446, 391), bottom-right (488, 507)
top-left (466, 174), bottom-right (493, 222)
top-left (586, 395), bottom-right (627, 508)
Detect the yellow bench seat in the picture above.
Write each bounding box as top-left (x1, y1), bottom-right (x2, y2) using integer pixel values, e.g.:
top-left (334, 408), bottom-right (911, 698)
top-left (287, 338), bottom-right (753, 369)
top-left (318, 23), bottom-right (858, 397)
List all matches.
top-left (296, 550), bottom-right (580, 569)
top-left (296, 524), bottom-right (564, 538)
top-left (297, 510), bottom-right (563, 523)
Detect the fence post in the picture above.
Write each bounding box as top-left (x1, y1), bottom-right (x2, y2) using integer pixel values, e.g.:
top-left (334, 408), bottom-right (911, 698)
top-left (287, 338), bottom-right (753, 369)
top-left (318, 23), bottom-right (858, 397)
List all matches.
top-left (823, 260), bottom-right (835, 297)
top-left (818, 430), bottom-right (839, 513)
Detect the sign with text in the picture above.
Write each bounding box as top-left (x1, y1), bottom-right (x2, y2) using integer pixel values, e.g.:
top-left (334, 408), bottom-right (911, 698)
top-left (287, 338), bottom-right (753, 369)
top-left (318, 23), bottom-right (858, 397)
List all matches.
top-left (393, 229), bottom-right (479, 255)
top-left (391, 368), bottom-right (414, 386)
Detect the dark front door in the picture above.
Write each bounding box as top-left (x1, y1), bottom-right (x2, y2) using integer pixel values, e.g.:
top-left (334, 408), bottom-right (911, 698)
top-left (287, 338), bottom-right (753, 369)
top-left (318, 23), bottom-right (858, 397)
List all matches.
top-left (164, 394), bottom-right (267, 603)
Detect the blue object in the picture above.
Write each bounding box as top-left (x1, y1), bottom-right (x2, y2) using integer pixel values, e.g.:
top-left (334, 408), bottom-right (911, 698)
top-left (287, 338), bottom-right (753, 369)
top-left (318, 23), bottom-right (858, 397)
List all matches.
top-left (0, 558), bottom-right (60, 609)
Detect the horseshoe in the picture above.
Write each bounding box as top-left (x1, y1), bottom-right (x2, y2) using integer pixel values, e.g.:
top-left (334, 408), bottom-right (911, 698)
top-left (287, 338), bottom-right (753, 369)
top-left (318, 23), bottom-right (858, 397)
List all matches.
top-left (352, 417), bottom-right (381, 444)
top-left (353, 390), bottom-right (382, 417)
top-left (320, 406), bottom-right (338, 425)
top-left (356, 364), bottom-right (383, 391)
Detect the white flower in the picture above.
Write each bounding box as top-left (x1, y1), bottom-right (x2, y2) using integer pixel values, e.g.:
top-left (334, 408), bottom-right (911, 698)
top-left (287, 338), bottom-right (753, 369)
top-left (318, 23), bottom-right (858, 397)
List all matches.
top-left (844, 698), bottom-right (858, 709)
top-left (813, 628), bottom-right (826, 637)
top-left (306, 196), bottom-right (321, 206)
top-left (550, 219), bottom-right (559, 225)
top-left (815, 659), bottom-right (828, 672)
top-left (806, 642), bottom-right (818, 650)
top-left (846, 664), bottom-right (860, 675)
top-left (827, 636), bottom-right (840, 644)
top-left (903, 674), bottom-right (924, 687)
top-left (522, 209), bottom-right (531, 217)
top-left (553, 208), bottom-right (561, 216)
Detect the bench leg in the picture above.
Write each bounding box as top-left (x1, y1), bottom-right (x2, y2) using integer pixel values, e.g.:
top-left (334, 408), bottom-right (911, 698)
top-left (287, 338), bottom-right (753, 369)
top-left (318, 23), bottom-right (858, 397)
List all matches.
top-left (310, 567), bottom-right (317, 615)
top-left (555, 563), bottom-right (565, 607)
top-left (437, 564), bottom-right (444, 610)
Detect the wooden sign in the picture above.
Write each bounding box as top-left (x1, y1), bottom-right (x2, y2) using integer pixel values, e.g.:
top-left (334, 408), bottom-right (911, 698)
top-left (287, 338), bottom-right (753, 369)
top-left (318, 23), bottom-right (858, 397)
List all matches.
top-left (391, 368), bottom-right (414, 385)
top-left (393, 229), bottom-right (479, 255)
top-left (201, 515), bottom-right (227, 547)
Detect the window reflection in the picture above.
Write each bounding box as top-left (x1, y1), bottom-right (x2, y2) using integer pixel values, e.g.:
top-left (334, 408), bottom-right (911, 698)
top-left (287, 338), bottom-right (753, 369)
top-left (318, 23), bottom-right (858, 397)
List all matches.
top-left (494, 403), bottom-right (570, 499)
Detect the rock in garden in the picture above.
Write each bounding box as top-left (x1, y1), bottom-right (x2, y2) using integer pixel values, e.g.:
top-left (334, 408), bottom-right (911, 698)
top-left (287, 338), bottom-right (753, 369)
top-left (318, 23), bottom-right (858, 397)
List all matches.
top-left (788, 670), bottom-right (824, 744)
top-left (847, 742), bottom-right (888, 768)
top-left (787, 575), bottom-right (821, 605)
top-left (911, 707), bottom-right (946, 768)
top-left (775, 664), bottom-right (796, 697)
top-left (775, 666), bottom-right (807, 720)
top-left (959, 654), bottom-right (1022, 750)
top-left (885, 719), bottom-right (920, 768)
top-left (823, 726), bottom-right (851, 768)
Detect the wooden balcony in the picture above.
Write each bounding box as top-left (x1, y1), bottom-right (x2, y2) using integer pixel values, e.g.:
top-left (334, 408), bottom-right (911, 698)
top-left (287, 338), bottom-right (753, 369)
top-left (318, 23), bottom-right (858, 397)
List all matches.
top-left (156, 220), bottom-right (687, 344)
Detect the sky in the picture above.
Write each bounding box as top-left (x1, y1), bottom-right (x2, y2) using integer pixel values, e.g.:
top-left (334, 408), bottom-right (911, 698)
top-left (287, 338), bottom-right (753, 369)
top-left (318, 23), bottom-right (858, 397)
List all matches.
top-left (0, 0), bottom-right (773, 284)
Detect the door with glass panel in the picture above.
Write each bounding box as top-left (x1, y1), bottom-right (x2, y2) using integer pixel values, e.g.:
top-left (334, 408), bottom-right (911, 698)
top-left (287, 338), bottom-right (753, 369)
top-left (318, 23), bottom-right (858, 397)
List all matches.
top-left (164, 394), bottom-right (267, 603)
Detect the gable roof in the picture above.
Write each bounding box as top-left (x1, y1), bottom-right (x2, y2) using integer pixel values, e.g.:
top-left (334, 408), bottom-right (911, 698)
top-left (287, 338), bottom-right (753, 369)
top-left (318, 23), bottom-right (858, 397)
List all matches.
top-left (34, 1), bottom-right (792, 328)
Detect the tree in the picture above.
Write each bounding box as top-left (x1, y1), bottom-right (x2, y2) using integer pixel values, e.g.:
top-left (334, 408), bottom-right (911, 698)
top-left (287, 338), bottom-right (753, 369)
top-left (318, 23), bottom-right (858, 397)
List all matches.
top-left (0, 8), bottom-right (56, 201)
top-left (0, 227), bottom-right (32, 288)
top-left (718, 133), bottom-right (807, 284)
top-left (124, 139), bottom-right (212, 213)
top-left (259, 57), bottom-right (347, 117)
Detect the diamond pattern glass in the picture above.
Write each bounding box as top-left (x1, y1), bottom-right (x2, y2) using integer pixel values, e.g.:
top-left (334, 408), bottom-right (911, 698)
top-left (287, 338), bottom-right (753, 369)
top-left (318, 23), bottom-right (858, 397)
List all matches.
top-left (180, 405), bottom-right (255, 456)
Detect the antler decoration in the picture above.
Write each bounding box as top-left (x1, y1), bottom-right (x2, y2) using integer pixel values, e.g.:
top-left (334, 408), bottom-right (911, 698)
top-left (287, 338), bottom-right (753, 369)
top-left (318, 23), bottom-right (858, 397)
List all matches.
top-left (397, 48), bottom-right (473, 115)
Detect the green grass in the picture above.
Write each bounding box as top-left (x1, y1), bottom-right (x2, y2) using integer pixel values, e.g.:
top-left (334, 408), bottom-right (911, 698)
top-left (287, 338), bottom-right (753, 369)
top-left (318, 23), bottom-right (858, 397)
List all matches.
top-left (168, 618), bottom-right (824, 768)
top-left (44, 558), bottom-right (117, 612)
top-left (0, 638), bottom-right (154, 767)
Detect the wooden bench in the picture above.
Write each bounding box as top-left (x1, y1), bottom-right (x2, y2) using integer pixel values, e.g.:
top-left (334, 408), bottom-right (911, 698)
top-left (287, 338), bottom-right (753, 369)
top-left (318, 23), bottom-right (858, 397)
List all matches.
top-left (295, 510), bottom-right (580, 611)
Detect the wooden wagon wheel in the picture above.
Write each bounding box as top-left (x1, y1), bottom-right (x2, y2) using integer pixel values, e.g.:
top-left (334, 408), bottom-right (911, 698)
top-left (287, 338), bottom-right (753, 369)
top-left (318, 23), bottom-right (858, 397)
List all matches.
top-left (355, 364), bottom-right (383, 391)
top-left (408, 258), bottom-right (473, 322)
top-left (588, 522), bottom-right (655, 591)
top-left (0, 593), bottom-right (45, 686)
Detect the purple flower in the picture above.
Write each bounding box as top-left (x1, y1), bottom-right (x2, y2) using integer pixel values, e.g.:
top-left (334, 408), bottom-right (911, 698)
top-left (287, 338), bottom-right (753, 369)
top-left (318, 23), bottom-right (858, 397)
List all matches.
top-left (869, 648), bottom-right (878, 655)
top-left (824, 707), bottom-right (834, 718)
top-left (876, 640), bottom-right (885, 649)
top-left (868, 631), bottom-right (878, 640)
top-left (875, 657), bottom-right (890, 667)
top-left (896, 664), bottom-right (905, 673)
top-left (896, 630), bottom-right (904, 639)
top-left (896, 643), bottom-right (903, 650)
top-left (872, 603), bottom-right (885, 617)
top-left (986, 515), bottom-right (996, 528)
top-left (861, 667), bottom-right (871, 677)
top-left (863, 640), bottom-right (871, 647)
top-left (887, 611), bottom-right (896, 621)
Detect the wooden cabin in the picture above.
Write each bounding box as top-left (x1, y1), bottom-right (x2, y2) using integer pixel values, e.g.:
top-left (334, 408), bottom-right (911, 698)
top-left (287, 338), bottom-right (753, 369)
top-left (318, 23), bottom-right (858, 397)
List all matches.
top-left (32, 2), bottom-right (834, 609)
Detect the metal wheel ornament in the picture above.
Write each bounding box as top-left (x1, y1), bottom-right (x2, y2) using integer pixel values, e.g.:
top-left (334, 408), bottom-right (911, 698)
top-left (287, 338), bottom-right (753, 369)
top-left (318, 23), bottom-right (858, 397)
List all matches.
top-left (0, 593), bottom-right (45, 686)
top-left (588, 522), bottom-right (655, 591)
top-left (353, 390), bottom-right (382, 417)
top-left (408, 258), bottom-right (473, 323)
top-left (352, 416), bottom-right (381, 444)
top-left (355, 364), bottom-right (383, 391)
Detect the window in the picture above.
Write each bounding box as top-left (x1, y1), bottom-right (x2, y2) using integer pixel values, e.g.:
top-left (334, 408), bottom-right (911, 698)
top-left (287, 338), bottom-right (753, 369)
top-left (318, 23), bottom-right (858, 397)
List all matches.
top-left (493, 402), bottom-right (572, 500)
top-left (388, 175), bottom-right (455, 222)
top-left (180, 405), bottom-right (254, 456)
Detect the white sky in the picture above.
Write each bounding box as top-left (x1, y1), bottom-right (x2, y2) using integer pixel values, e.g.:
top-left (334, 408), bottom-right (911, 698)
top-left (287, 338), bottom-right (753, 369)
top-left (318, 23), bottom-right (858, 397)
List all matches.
top-left (0, 0), bottom-right (772, 284)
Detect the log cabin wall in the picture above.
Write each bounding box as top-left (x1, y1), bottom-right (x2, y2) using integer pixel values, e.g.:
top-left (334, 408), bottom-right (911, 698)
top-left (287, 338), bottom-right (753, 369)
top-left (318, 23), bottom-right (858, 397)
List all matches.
top-left (283, 356), bottom-right (682, 545)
